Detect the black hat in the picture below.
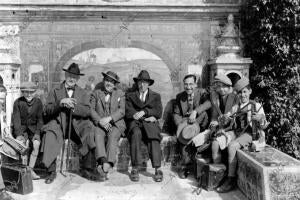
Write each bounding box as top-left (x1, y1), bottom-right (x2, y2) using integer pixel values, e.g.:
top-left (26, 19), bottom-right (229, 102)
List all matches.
top-left (133, 70), bottom-right (154, 86)
top-left (102, 71), bottom-right (120, 83)
top-left (63, 63), bottom-right (84, 76)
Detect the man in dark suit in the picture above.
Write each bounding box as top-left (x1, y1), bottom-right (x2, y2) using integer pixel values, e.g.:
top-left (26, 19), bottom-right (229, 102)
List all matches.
top-left (41, 63), bottom-right (95, 184)
top-left (12, 82), bottom-right (43, 180)
top-left (125, 70), bottom-right (163, 182)
top-left (89, 71), bottom-right (126, 181)
top-left (173, 74), bottom-right (211, 179)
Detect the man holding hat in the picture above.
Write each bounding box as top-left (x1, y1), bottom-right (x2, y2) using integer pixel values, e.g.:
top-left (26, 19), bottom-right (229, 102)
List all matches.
top-left (41, 63), bottom-right (95, 184)
top-left (125, 70), bottom-right (163, 182)
top-left (173, 74), bottom-right (211, 179)
top-left (88, 71), bottom-right (125, 181)
top-left (216, 77), bottom-right (268, 193)
top-left (12, 81), bottom-right (43, 180)
top-left (0, 85), bottom-right (15, 200)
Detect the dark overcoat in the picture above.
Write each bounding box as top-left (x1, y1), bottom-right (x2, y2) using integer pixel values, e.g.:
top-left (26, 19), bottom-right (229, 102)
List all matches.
top-left (125, 89), bottom-right (162, 141)
top-left (41, 83), bottom-right (94, 168)
top-left (12, 97), bottom-right (43, 138)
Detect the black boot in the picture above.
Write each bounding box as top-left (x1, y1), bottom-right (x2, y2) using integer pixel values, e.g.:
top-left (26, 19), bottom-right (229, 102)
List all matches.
top-left (216, 177), bottom-right (236, 193)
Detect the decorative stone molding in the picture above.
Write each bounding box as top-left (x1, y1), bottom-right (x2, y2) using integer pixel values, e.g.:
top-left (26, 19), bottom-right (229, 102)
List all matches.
top-left (0, 23), bottom-right (21, 125)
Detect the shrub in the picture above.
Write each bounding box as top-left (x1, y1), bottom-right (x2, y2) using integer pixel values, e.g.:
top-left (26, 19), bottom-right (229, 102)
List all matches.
top-left (240, 0), bottom-right (300, 159)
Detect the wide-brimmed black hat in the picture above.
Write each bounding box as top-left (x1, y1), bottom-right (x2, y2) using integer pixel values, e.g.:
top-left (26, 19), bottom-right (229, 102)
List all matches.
top-left (63, 63), bottom-right (84, 76)
top-left (133, 70), bottom-right (154, 86)
top-left (102, 71), bottom-right (120, 83)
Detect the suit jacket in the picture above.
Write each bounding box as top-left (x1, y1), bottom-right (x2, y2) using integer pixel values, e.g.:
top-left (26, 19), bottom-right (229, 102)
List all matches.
top-left (90, 84), bottom-right (126, 134)
top-left (173, 88), bottom-right (211, 126)
top-left (210, 90), bottom-right (239, 125)
top-left (41, 82), bottom-right (93, 167)
top-left (12, 97), bottom-right (43, 138)
top-left (125, 89), bottom-right (162, 140)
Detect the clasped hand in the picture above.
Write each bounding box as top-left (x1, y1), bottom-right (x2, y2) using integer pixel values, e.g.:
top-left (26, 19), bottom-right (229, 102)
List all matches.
top-left (252, 112), bottom-right (263, 122)
top-left (188, 110), bottom-right (197, 124)
top-left (60, 98), bottom-right (77, 109)
top-left (98, 117), bottom-right (112, 132)
top-left (144, 116), bottom-right (157, 122)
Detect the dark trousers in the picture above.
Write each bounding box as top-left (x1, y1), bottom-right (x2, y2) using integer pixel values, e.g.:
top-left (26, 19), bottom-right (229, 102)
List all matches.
top-left (129, 127), bottom-right (161, 169)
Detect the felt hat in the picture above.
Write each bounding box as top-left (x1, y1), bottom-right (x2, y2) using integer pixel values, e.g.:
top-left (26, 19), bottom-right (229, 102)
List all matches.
top-left (63, 63), bottom-right (84, 76)
top-left (176, 121), bottom-right (200, 145)
top-left (234, 77), bottom-right (250, 92)
top-left (214, 74), bottom-right (232, 86)
top-left (133, 70), bottom-right (154, 86)
top-left (20, 82), bottom-right (37, 92)
top-left (0, 142), bottom-right (19, 160)
top-left (102, 71), bottom-right (120, 83)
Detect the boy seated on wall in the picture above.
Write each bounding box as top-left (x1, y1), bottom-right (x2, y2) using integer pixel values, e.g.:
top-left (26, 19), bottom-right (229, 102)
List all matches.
top-left (216, 77), bottom-right (268, 193)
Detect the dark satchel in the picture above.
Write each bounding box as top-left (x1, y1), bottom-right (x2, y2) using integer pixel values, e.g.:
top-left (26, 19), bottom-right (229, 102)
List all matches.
top-left (196, 157), bottom-right (226, 191)
top-left (1, 163), bottom-right (33, 194)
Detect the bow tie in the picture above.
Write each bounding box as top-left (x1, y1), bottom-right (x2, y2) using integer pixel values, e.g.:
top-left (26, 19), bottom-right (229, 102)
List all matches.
top-left (104, 90), bottom-right (111, 95)
top-left (66, 86), bottom-right (75, 91)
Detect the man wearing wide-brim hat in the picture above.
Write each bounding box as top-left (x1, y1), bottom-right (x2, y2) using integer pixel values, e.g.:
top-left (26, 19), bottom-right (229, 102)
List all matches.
top-left (41, 63), bottom-right (95, 184)
top-left (125, 70), bottom-right (163, 182)
top-left (86, 71), bottom-right (126, 181)
top-left (12, 81), bottom-right (43, 180)
top-left (173, 74), bottom-right (211, 179)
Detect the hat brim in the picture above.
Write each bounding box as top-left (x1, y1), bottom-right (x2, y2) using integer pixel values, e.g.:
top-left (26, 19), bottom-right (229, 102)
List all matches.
top-left (176, 122), bottom-right (196, 145)
top-left (20, 88), bottom-right (36, 92)
top-left (102, 72), bottom-right (120, 83)
top-left (133, 78), bottom-right (154, 86)
top-left (63, 68), bottom-right (85, 76)
top-left (0, 142), bottom-right (19, 160)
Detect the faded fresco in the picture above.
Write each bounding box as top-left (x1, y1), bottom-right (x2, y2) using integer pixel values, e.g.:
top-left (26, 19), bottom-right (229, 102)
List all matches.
top-left (62, 48), bottom-right (174, 110)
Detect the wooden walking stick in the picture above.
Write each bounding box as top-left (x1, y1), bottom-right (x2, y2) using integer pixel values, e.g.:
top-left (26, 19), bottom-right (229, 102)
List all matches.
top-left (66, 110), bottom-right (73, 172)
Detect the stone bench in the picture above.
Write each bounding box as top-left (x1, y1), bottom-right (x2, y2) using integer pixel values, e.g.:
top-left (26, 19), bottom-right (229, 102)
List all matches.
top-left (237, 145), bottom-right (300, 200)
top-left (56, 133), bottom-right (178, 173)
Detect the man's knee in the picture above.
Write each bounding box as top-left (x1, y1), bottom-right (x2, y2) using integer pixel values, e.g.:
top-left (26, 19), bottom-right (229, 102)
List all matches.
top-left (228, 141), bottom-right (241, 152)
top-left (130, 127), bottom-right (142, 140)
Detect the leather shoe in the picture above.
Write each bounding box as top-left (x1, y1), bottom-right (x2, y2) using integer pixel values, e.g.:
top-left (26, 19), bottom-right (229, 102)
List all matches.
top-left (178, 167), bottom-right (189, 179)
top-left (0, 190), bottom-right (15, 200)
top-left (154, 169), bottom-right (163, 182)
top-left (216, 177), bottom-right (236, 193)
top-left (130, 168), bottom-right (139, 182)
top-left (45, 172), bottom-right (56, 184)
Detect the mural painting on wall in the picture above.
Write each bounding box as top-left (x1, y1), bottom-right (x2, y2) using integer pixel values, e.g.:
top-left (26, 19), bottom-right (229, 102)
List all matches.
top-left (62, 48), bottom-right (174, 113)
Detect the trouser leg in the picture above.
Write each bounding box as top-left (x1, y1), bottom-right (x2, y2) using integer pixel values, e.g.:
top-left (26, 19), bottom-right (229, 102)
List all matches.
top-left (48, 159), bottom-right (56, 173)
top-left (148, 139), bottom-right (161, 168)
top-left (212, 140), bottom-right (222, 164)
top-left (129, 127), bottom-right (143, 168)
top-left (94, 128), bottom-right (107, 164)
top-left (106, 127), bottom-right (121, 167)
top-left (0, 171), bottom-right (5, 189)
top-left (29, 140), bottom-right (40, 169)
top-left (227, 141), bottom-right (241, 177)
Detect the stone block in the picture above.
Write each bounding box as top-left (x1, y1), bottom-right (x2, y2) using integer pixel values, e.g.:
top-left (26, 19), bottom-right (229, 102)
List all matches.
top-left (237, 145), bottom-right (300, 200)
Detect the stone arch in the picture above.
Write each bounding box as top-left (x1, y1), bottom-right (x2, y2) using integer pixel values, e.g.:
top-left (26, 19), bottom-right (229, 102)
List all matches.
top-left (53, 40), bottom-right (176, 83)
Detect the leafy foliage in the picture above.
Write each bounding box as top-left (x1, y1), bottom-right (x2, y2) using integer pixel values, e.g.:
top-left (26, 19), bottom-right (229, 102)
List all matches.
top-left (240, 0), bottom-right (300, 159)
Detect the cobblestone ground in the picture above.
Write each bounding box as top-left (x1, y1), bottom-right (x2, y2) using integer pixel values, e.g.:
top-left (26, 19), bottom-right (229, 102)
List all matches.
top-left (9, 163), bottom-right (246, 200)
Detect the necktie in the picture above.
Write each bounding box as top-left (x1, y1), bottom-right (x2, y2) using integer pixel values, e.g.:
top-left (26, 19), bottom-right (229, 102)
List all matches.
top-left (140, 92), bottom-right (144, 102)
top-left (187, 94), bottom-right (193, 113)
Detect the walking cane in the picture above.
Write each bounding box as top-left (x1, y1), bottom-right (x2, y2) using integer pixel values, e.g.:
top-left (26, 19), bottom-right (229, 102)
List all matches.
top-left (60, 110), bottom-right (73, 177)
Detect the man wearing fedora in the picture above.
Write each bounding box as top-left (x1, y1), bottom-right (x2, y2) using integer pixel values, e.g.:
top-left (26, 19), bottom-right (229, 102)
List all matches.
top-left (12, 82), bottom-right (43, 180)
top-left (173, 74), bottom-right (211, 179)
top-left (41, 63), bottom-right (95, 184)
top-left (0, 85), bottom-right (15, 200)
top-left (88, 71), bottom-right (126, 181)
top-left (125, 70), bottom-right (163, 182)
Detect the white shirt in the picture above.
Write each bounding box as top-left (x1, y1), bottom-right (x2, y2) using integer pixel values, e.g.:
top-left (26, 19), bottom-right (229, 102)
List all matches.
top-left (139, 89), bottom-right (148, 102)
top-left (105, 93), bottom-right (111, 103)
top-left (65, 84), bottom-right (74, 97)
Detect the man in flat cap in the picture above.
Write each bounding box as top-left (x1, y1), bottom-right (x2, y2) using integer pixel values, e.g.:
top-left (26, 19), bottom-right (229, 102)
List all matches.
top-left (87, 71), bottom-right (125, 181)
top-left (12, 82), bottom-right (43, 179)
top-left (41, 63), bottom-right (95, 184)
top-left (125, 70), bottom-right (163, 182)
top-left (173, 74), bottom-right (211, 179)
top-left (210, 73), bottom-right (239, 164)
top-left (216, 77), bottom-right (268, 193)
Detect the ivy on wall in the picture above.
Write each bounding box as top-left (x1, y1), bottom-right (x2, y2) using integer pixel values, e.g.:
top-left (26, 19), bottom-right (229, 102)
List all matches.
top-left (240, 0), bottom-right (300, 159)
